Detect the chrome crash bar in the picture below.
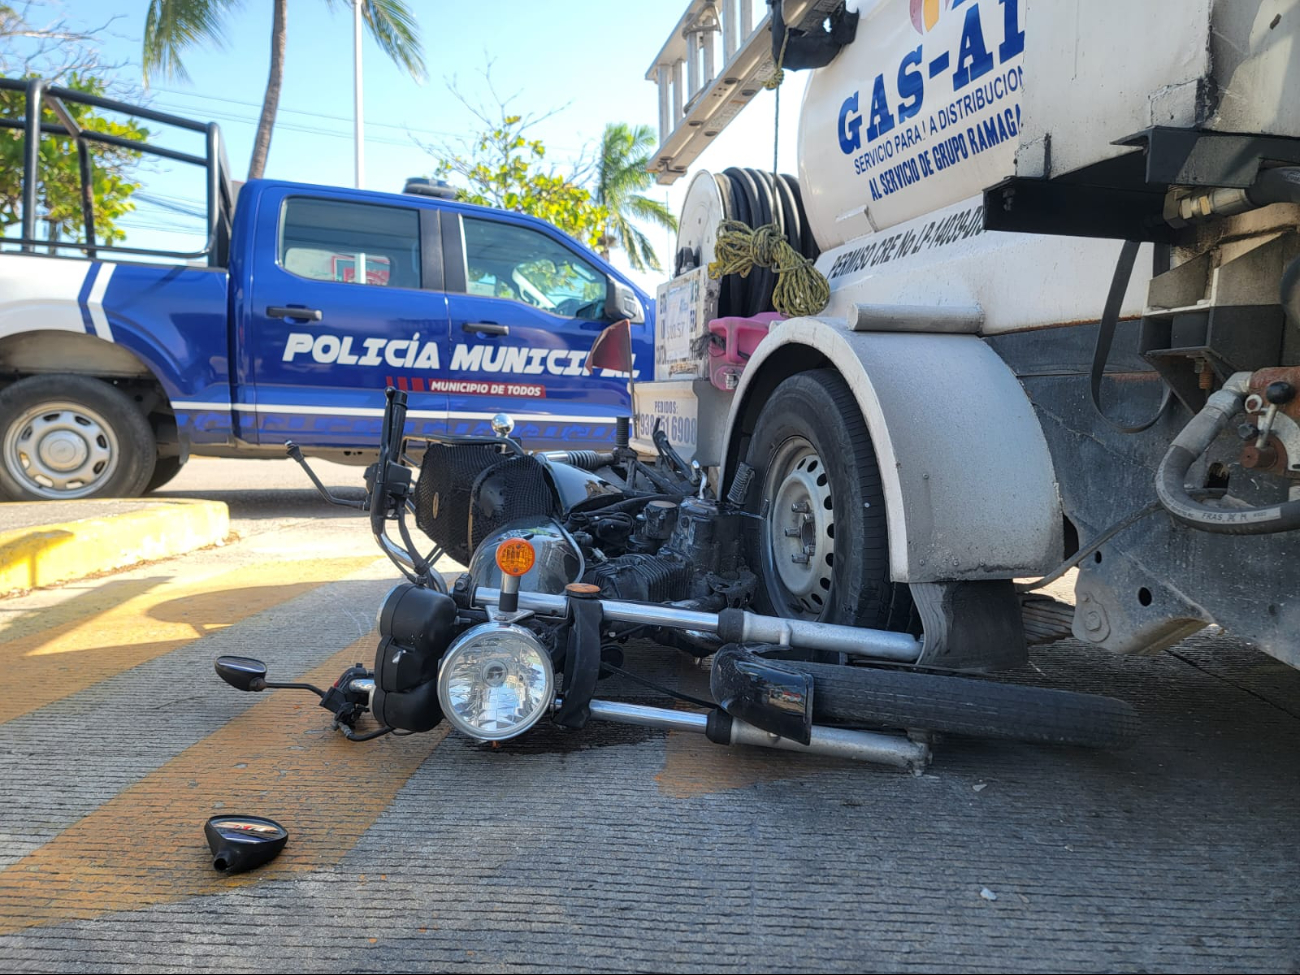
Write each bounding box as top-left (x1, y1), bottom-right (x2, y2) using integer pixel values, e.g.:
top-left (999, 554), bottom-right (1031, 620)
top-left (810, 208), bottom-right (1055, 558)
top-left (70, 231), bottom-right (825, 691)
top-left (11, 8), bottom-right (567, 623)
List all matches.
top-left (473, 587), bottom-right (923, 664)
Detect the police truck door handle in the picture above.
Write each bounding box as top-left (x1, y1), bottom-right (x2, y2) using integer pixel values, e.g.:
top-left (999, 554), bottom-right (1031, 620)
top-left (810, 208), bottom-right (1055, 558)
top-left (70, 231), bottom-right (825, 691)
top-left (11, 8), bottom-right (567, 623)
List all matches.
top-left (266, 305), bottom-right (323, 322)
top-left (463, 322), bottom-right (509, 336)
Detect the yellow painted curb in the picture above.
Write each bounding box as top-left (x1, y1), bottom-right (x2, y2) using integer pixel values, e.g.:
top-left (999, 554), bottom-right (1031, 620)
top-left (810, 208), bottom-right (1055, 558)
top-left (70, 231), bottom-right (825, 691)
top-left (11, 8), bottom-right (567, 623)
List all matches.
top-left (0, 499), bottom-right (230, 596)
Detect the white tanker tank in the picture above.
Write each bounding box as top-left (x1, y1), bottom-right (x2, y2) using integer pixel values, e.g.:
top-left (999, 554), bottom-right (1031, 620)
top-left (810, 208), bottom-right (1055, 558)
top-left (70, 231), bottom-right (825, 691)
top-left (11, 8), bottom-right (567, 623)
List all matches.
top-left (797, 0), bottom-right (1026, 249)
top-left (644, 0), bottom-right (1300, 672)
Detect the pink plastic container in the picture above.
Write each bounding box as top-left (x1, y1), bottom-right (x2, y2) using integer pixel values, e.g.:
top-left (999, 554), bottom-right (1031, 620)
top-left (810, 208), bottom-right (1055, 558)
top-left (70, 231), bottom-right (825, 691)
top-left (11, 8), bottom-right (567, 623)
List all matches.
top-left (707, 313), bottom-right (784, 391)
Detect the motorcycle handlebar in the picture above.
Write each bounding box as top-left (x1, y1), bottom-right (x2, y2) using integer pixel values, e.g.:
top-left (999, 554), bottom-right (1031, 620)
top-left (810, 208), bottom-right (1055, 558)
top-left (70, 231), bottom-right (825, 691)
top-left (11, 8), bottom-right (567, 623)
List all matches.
top-left (371, 387), bottom-right (408, 537)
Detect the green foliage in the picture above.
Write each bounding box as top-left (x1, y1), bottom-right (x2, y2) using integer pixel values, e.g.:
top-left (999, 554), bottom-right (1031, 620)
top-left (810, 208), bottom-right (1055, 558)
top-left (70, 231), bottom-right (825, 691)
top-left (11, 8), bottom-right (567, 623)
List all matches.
top-left (143, 0), bottom-right (426, 179)
top-left (594, 122), bottom-right (677, 274)
top-left (142, 0), bottom-right (241, 85)
top-left (144, 0), bottom-right (425, 85)
top-left (434, 115), bottom-right (608, 250)
top-left (322, 0), bottom-right (425, 82)
top-left (0, 73), bottom-right (147, 244)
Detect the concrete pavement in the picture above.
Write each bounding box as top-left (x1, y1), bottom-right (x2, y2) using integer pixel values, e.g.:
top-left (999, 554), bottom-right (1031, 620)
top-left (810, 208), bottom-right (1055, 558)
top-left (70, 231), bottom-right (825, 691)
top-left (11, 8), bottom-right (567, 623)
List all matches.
top-left (0, 457), bottom-right (1296, 972)
top-left (0, 499), bottom-right (1295, 971)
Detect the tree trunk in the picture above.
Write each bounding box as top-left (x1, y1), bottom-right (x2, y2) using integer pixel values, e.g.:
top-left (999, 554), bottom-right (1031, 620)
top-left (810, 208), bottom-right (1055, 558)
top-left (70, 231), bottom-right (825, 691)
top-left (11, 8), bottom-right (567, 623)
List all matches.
top-left (248, 0), bottom-right (288, 180)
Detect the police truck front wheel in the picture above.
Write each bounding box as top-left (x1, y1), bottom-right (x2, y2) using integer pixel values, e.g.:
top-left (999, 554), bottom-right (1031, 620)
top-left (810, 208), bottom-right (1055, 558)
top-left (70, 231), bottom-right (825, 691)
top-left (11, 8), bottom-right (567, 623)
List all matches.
top-left (145, 455), bottom-right (186, 493)
top-left (741, 369), bottom-right (915, 631)
top-left (0, 375), bottom-right (157, 501)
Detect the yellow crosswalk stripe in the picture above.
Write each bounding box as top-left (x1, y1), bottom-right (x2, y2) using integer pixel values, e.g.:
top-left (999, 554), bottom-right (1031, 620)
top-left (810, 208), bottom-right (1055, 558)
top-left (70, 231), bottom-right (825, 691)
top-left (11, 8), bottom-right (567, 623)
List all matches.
top-left (0, 636), bottom-right (446, 933)
top-left (0, 557), bottom-right (379, 724)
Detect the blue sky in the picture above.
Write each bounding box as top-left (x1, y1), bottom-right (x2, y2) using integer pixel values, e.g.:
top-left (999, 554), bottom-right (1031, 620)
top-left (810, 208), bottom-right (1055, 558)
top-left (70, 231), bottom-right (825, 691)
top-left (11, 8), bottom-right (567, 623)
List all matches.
top-left (11, 0), bottom-right (807, 292)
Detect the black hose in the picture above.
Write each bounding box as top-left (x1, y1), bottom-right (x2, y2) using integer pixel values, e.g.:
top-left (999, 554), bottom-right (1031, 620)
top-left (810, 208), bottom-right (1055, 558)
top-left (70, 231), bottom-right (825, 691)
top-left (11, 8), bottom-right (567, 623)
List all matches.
top-left (712, 169), bottom-right (818, 318)
top-left (1281, 252), bottom-right (1300, 331)
top-left (782, 175), bottom-right (819, 262)
top-left (1090, 240), bottom-right (1170, 433)
top-left (1147, 166), bottom-right (1300, 533)
top-left (551, 449), bottom-right (616, 471)
top-left (744, 168), bottom-right (778, 312)
top-left (1245, 166), bottom-right (1300, 208)
top-left (1155, 377), bottom-right (1300, 534)
top-left (1158, 451), bottom-right (1300, 535)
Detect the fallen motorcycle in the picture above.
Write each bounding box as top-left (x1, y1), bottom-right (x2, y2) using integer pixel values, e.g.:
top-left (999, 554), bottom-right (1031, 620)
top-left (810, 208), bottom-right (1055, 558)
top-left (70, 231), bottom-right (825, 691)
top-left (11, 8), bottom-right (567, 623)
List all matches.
top-left (215, 388), bottom-right (1139, 771)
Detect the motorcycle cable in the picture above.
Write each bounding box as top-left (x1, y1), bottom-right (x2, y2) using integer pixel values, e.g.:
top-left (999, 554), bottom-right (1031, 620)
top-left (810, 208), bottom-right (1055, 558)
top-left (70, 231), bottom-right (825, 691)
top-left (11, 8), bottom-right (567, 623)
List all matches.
top-left (632, 458), bottom-right (691, 496)
top-left (339, 725), bottom-right (394, 742)
top-left (395, 506), bottom-right (440, 589)
top-left (568, 493), bottom-right (681, 515)
top-left (599, 660), bottom-right (716, 711)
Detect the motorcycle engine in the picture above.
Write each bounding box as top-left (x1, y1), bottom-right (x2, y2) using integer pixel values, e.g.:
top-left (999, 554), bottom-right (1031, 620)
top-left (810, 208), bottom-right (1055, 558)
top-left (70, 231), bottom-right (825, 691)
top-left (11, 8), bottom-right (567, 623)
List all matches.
top-left (419, 442), bottom-right (752, 612)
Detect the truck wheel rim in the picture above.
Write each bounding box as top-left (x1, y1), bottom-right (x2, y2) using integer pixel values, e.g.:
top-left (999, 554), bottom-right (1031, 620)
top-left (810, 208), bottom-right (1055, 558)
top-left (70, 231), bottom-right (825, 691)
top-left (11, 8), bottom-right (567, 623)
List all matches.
top-left (3, 402), bottom-right (119, 499)
top-left (762, 436), bottom-right (835, 618)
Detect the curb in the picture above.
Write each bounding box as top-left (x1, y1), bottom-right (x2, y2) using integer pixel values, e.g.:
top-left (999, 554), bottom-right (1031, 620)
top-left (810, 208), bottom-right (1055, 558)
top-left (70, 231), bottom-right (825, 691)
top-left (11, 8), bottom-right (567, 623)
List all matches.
top-left (0, 499), bottom-right (230, 596)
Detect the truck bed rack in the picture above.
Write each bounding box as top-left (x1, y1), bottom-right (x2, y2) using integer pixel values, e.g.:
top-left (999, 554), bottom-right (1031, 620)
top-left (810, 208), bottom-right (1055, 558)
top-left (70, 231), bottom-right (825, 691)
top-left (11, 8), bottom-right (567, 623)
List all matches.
top-left (0, 77), bottom-right (235, 265)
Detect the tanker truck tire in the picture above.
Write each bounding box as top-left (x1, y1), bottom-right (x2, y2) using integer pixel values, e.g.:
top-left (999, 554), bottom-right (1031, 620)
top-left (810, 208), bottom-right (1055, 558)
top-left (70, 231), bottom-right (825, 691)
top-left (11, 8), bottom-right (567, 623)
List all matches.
top-left (741, 369), bottom-right (915, 631)
top-left (0, 374), bottom-right (157, 501)
top-left (801, 661), bottom-right (1141, 750)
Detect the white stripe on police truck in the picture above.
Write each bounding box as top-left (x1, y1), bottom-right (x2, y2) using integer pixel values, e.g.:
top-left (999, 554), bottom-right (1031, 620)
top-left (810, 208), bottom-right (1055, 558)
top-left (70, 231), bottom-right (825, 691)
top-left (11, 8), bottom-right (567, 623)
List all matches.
top-left (0, 254), bottom-right (115, 340)
top-left (85, 263), bottom-right (115, 340)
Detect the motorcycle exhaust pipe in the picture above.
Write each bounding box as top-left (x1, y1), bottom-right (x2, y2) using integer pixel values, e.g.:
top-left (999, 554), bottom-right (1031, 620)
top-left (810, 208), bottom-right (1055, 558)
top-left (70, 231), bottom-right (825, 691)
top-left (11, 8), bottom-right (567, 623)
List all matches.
top-left (473, 588), bottom-right (922, 664)
top-left (584, 699), bottom-right (930, 771)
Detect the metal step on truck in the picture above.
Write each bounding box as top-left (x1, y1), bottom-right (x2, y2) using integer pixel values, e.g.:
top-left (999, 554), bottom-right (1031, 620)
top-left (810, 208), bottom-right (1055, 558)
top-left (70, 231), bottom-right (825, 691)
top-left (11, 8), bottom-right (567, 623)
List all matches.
top-left (633, 0), bottom-right (1300, 673)
top-left (0, 78), bottom-right (651, 502)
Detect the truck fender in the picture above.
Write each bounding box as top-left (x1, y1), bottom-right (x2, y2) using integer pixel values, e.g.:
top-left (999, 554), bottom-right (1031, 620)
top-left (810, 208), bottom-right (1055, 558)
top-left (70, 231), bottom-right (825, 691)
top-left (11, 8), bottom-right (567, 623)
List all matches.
top-left (721, 316), bottom-right (1063, 584)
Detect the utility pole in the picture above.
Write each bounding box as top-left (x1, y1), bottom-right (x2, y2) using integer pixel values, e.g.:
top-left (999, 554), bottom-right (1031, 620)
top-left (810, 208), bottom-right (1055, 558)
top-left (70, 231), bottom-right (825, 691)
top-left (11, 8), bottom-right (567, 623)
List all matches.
top-left (353, 0), bottom-right (365, 189)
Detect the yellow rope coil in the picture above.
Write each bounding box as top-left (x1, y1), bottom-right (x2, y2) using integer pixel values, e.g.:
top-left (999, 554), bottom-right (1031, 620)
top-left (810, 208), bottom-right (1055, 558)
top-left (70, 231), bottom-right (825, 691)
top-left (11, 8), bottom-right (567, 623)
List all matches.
top-left (702, 23), bottom-right (830, 319)
top-left (708, 220), bottom-right (830, 319)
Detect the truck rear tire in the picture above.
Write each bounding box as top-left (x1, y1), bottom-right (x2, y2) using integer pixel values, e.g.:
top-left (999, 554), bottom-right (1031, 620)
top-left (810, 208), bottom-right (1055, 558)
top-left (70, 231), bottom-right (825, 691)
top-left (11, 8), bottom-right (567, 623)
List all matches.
top-left (0, 374), bottom-right (157, 501)
top-left (741, 369), bottom-right (915, 631)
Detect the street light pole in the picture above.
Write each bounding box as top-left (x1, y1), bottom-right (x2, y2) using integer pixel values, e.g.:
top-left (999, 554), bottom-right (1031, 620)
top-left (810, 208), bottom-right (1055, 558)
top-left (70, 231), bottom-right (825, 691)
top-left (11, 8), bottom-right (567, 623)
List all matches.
top-left (353, 0), bottom-right (365, 189)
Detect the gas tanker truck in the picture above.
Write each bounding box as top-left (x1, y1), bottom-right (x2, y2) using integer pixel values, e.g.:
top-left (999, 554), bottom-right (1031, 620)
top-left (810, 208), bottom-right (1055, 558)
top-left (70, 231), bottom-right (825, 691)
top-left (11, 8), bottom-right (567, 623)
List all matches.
top-left (638, 0), bottom-right (1300, 671)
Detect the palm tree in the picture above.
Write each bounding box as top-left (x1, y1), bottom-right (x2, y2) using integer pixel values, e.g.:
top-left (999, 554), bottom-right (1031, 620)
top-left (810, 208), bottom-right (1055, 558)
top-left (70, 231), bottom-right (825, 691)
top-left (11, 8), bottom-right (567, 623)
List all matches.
top-left (142, 0), bottom-right (424, 179)
top-left (594, 122), bottom-right (677, 274)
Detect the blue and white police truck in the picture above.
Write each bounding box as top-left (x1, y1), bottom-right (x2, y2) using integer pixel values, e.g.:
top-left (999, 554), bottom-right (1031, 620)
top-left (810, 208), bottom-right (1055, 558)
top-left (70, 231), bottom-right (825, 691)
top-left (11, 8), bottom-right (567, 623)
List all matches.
top-left (0, 78), bottom-right (650, 502)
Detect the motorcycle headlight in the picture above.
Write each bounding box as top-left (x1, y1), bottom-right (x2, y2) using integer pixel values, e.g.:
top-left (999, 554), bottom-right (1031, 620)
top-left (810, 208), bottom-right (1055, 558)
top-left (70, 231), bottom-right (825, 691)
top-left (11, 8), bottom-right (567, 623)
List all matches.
top-left (436, 622), bottom-right (554, 741)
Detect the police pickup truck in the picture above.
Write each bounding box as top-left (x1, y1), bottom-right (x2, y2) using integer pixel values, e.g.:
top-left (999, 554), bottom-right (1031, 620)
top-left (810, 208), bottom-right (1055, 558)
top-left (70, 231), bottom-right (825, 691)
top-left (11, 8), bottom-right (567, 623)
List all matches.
top-left (0, 79), bottom-right (650, 500)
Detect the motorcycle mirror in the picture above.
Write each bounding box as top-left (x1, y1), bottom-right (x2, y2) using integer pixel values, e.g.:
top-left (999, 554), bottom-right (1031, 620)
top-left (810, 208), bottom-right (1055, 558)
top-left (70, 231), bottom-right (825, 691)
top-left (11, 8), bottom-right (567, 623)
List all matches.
top-left (204, 815), bottom-right (288, 874)
top-left (214, 656), bottom-right (268, 692)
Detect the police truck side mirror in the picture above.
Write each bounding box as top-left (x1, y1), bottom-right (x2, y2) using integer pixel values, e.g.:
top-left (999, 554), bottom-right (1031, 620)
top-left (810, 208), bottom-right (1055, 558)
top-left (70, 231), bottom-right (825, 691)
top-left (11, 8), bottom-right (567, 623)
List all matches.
top-left (605, 278), bottom-right (645, 324)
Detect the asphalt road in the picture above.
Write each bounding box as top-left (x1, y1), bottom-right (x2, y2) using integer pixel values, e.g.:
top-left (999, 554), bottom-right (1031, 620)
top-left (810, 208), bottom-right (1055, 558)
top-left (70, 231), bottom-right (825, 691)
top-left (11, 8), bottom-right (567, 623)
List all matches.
top-left (0, 456), bottom-right (1297, 973)
top-left (156, 455), bottom-right (375, 535)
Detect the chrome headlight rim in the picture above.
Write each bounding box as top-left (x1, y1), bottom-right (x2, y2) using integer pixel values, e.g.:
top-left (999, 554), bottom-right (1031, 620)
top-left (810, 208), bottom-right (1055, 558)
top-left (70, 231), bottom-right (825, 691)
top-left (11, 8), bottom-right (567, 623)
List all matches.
top-left (466, 518), bottom-right (585, 596)
top-left (436, 621), bottom-right (555, 741)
